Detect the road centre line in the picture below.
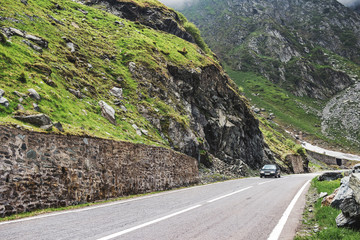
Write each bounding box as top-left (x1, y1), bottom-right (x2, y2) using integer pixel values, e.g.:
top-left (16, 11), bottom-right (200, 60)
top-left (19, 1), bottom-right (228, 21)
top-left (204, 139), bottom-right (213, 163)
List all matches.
top-left (96, 205), bottom-right (202, 240)
top-left (0, 182), bottom-right (211, 226)
top-left (207, 186), bottom-right (253, 203)
top-left (267, 180), bottom-right (311, 240)
top-left (258, 180), bottom-right (276, 185)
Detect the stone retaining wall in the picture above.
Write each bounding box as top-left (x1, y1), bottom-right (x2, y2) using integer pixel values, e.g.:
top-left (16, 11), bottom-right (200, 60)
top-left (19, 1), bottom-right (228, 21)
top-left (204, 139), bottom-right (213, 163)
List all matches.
top-left (307, 150), bottom-right (348, 166)
top-left (0, 126), bottom-right (199, 217)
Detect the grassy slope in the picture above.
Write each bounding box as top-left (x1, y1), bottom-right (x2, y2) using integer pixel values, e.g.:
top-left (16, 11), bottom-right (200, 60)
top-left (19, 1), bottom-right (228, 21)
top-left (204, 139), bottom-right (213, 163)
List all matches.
top-left (295, 178), bottom-right (360, 240)
top-left (0, 0), bottom-right (214, 146)
top-left (225, 66), bottom-right (360, 153)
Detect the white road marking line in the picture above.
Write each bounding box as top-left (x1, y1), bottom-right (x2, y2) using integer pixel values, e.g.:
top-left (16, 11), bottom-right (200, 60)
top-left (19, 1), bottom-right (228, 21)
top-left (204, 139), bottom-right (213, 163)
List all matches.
top-left (96, 205), bottom-right (202, 240)
top-left (207, 186), bottom-right (253, 203)
top-left (267, 180), bottom-right (310, 240)
top-left (258, 180), bottom-right (276, 185)
top-left (0, 184), bottom-right (207, 226)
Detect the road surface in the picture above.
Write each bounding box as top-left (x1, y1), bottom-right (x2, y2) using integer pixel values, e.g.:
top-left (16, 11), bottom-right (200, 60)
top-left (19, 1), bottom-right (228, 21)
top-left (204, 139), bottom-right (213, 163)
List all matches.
top-left (0, 173), bottom-right (318, 240)
top-left (301, 141), bottom-right (360, 161)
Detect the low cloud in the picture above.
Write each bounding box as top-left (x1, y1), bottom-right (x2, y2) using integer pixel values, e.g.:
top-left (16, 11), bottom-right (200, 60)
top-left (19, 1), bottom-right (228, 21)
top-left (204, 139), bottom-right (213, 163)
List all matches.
top-left (337, 0), bottom-right (360, 7)
top-left (158, 0), bottom-right (195, 9)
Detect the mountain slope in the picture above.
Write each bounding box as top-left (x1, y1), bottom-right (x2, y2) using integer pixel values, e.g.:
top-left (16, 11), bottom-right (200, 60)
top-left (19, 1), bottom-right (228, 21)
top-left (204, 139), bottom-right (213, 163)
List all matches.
top-left (0, 0), bottom-right (274, 176)
top-left (180, 0), bottom-right (360, 150)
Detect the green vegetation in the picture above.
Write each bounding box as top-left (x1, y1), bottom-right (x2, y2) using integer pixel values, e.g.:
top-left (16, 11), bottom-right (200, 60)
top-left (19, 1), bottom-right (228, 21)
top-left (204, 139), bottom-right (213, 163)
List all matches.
top-left (295, 178), bottom-right (360, 240)
top-left (225, 67), bottom-right (323, 136)
top-left (0, 0), bottom-right (214, 146)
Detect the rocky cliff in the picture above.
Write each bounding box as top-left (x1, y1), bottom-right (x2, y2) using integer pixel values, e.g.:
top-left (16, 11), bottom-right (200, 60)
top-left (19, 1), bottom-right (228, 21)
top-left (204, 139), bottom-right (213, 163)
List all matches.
top-left (180, 0), bottom-right (360, 149)
top-left (0, 0), bottom-right (271, 178)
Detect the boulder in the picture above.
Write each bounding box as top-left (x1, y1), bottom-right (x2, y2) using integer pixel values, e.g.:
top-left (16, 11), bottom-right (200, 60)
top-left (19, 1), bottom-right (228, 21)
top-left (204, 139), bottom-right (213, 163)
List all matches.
top-left (28, 88), bottom-right (40, 100)
top-left (109, 87), bottom-right (123, 99)
top-left (17, 104), bottom-right (24, 110)
top-left (336, 212), bottom-right (360, 228)
top-left (350, 173), bottom-right (360, 204)
top-left (0, 89), bottom-right (4, 97)
top-left (335, 174), bottom-right (360, 229)
top-left (331, 176), bottom-right (352, 209)
top-left (32, 103), bottom-right (40, 111)
top-left (68, 88), bottom-right (82, 98)
top-left (318, 172), bottom-right (343, 181)
top-left (0, 97), bottom-right (9, 107)
top-left (13, 113), bottom-right (52, 127)
top-left (322, 188), bottom-right (338, 206)
top-left (319, 192), bottom-right (328, 199)
top-left (99, 101), bottom-right (116, 125)
top-left (54, 122), bottom-right (64, 132)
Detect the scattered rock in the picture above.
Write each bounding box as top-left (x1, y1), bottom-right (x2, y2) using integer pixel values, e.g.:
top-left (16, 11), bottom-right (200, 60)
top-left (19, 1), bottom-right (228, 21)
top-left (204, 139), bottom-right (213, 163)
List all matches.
top-left (319, 192), bottom-right (328, 199)
top-left (14, 91), bottom-right (26, 98)
top-left (28, 88), bottom-right (41, 100)
top-left (120, 105), bottom-right (127, 112)
top-left (8, 27), bottom-right (25, 37)
top-left (140, 128), bottom-right (149, 136)
top-left (99, 101), bottom-right (116, 125)
top-left (128, 62), bottom-right (136, 73)
top-left (77, 8), bottom-right (88, 15)
top-left (114, 21), bottom-right (124, 26)
top-left (24, 34), bottom-right (48, 48)
top-left (66, 42), bottom-right (76, 53)
top-left (322, 189), bottom-right (338, 206)
top-left (109, 87), bottom-right (123, 99)
top-left (40, 124), bottom-right (53, 131)
top-left (68, 88), bottom-right (82, 98)
top-left (22, 39), bottom-right (43, 52)
top-left (17, 104), bottom-right (24, 110)
top-left (0, 97), bottom-right (9, 107)
top-left (0, 89), bottom-right (4, 97)
top-left (132, 124), bottom-right (142, 136)
top-left (0, 31), bottom-right (7, 43)
top-left (47, 14), bottom-right (65, 26)
top-left (318, 172), bottom-right (343, 181)
top-left (13, 113), bottom-right (52, 127)
top-left (54, 122), bottom-right (64, 132)
top-left (43, 77), bottom-right (57, 87)
top-left (21, 0), bottom-right (28, 5)
top-left (32, 103), bottom-right (40, 111)
top-left (253, 107), bottom-right (260, 113)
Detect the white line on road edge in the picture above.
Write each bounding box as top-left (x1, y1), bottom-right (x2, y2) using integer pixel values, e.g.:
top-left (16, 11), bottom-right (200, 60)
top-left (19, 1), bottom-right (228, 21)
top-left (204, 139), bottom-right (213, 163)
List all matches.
top-left (267, 180), bottom-right (311, 240)
top-left (207, 186), bottom-right (253, 203)
top-left (96, 205), bottom-right (202, 240)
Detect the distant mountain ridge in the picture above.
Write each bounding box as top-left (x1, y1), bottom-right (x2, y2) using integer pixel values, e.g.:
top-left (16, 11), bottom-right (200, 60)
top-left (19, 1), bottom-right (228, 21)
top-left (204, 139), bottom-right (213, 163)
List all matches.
top-left (180, 0), bottom-right (360, 149)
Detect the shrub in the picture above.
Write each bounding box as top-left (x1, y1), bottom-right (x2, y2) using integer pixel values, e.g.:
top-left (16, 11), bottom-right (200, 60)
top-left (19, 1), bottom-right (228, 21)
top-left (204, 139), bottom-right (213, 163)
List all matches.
top-left (183, 21), bottom-right (211, 54)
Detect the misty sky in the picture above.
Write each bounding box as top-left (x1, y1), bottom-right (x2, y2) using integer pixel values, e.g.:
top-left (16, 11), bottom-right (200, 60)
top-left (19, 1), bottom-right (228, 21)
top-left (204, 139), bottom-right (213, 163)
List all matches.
top-left (159, 0), bottom-right (360, 9)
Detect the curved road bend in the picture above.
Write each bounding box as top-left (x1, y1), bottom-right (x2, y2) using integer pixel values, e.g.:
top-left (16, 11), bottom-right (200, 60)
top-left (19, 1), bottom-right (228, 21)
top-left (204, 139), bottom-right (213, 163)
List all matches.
top-left (0, 173), bottom-right (319, 240)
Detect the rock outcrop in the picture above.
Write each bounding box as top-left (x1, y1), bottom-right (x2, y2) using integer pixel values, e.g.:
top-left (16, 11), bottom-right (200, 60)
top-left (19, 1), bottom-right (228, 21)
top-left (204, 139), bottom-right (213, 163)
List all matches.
top-left (85, 0), bottom-right (195, 43)
top-left (132, 62), bottom-right (272, 172)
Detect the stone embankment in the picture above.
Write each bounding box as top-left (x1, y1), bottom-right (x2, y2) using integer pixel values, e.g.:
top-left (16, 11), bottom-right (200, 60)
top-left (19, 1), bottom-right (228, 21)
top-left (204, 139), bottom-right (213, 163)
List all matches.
top-left (0, 126), bottom-right (199, 217)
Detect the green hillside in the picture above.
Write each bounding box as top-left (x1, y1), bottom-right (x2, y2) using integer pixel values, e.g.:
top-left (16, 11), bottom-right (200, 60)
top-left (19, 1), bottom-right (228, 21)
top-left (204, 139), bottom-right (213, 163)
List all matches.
top-left (0, 0), bottom-right (214, 146)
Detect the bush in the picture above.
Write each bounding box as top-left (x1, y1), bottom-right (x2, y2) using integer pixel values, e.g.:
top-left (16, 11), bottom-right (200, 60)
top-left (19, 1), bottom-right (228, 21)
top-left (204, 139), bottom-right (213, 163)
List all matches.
top-left (183, 21), bottom-right (211, 54)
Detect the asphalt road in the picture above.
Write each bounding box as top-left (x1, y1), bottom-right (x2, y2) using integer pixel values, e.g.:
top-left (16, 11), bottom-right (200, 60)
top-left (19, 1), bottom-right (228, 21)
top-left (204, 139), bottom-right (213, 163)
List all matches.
top-left (0, 173), bottom-right (318, 240)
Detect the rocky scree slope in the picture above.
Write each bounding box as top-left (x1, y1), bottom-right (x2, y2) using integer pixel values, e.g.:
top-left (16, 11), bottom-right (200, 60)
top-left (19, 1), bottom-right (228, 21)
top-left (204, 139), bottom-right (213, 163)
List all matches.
top-left (181, 0), bottom-right (360, 149)
top-left (0, 0), bottom-right (272, 176)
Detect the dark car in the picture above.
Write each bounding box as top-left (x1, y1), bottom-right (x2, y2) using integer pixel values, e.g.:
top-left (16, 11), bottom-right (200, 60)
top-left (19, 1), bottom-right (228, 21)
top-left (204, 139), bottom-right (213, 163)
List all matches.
top-left (260, 164), bottom-right (281, 178)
